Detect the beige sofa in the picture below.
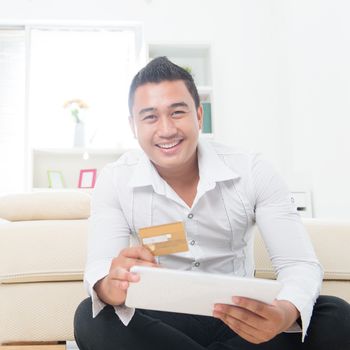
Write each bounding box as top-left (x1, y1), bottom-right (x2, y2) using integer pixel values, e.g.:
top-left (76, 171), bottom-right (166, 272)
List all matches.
top-left (0, 192), bottom-right (349, 349)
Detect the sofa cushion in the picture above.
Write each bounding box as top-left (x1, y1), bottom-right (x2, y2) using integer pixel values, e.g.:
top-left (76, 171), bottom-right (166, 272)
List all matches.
top-left (0, 281), bottom-right (87, 344)
top-left (0, 220), bottom-right (87, 284)
top-left (0, 191), bottom-right (90, 221)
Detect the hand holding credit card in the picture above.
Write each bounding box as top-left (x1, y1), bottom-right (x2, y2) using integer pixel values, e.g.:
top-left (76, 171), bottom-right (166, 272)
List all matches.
top-left (138, 221), bottom-right (189, 256)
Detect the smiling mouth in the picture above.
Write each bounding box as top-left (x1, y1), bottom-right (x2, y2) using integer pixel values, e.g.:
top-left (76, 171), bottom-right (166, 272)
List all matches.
top-left (156, 139), bottom-right (183, 149)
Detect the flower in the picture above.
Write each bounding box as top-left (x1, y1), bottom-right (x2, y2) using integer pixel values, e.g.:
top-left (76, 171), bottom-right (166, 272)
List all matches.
top-left (63, 98), bottom-right (88, 123)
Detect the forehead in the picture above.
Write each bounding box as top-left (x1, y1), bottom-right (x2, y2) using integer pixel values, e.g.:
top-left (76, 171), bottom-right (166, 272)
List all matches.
top-left (132, 80), bottom-right (194, 111)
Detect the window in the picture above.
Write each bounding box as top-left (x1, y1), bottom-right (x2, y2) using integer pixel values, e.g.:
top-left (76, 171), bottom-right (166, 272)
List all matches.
top-left (0, 23), bottom-right (144, 193)
top-left (29, 26), bottom-right (142, 149)
top-left (0, 29), bottom-right (26, 193)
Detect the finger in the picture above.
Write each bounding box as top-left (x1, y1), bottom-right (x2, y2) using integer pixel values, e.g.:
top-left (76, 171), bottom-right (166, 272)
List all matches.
top-left (232, 321), bottom-right (275, 344)
top-left (112, 267), bottom-right (140, 283)
top-left (134, 260), bottom-right (160, 267)
top-left (213, 310), bottom-right (262, 344)
top-left (213, 308), bottom-right (261, 333)
top-left (109, 277), bottom-right (134, 291)
top-left (214, 303), bottom-right (264, 330)
top-left (235, 329), bottom-right (262, 345)
top-left (228, 322), bottom-right (263, 345)
top-left (231, 297), bottom-right (273, 319)
top-left (117, 280), bottom-right (129, 290)
top-left (120, 246), bottom-right (157, 263)
top-left (124, 257), bottom-right (159, 270)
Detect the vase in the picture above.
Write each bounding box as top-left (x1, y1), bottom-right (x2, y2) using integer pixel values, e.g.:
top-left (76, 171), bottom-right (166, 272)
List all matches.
top-left (74, 122), bottom-right (85, 148)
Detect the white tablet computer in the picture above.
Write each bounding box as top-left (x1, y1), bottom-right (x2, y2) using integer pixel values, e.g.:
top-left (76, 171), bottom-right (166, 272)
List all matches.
top-left (125, 266), bottom-right (282, 316)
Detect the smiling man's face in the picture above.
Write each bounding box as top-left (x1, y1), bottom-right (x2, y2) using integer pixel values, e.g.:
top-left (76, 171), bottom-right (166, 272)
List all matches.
top-left (130, 80), bottom-right (203, 175)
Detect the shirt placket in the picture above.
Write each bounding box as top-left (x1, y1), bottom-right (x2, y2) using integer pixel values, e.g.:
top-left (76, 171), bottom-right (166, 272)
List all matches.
top-left (184, 209), bottom-right (204, 270)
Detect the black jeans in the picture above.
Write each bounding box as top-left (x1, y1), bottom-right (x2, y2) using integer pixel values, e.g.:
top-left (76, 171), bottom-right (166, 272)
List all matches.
top-left (74, 295), bottom-right (350, 350)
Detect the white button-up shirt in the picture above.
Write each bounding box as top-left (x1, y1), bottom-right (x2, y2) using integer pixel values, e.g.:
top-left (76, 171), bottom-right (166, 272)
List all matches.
top-left (85, 139), bottom-right (323, 341)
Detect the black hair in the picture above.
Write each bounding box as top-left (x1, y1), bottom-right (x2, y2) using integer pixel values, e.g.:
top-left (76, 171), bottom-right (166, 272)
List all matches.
top-left (128, 56), bottom-right (200, 115)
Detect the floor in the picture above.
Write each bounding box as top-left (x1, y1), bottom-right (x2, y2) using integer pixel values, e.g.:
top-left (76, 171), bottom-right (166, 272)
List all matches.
top-left (66, 342), bottom-right (79, 350)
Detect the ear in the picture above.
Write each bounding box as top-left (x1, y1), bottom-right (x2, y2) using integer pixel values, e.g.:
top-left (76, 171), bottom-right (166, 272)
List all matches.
top-left (129, 116), bottom-right (137, 139)
top-left (196, 104), bottom-right (203, 130)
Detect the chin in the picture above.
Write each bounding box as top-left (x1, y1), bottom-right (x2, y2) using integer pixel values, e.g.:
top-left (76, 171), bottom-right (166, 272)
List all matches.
top-left (151, 156), bottom-right (184, 169)
top-left (152, 159), bottom-right (179, 169)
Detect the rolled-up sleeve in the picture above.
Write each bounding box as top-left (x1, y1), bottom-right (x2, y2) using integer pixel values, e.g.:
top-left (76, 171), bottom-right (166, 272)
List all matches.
top-left (252, 155), bottom-right (323, 341)
top-left (84, 164), bottom-right (135, 324)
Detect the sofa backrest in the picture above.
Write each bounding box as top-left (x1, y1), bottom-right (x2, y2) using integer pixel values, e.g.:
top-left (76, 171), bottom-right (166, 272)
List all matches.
top-left (254, 218), bottom-right (350, 302)
top-left (1, 190), bottom-right (348, 303)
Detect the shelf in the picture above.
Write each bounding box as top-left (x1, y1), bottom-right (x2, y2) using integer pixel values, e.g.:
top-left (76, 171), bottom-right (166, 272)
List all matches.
top-left (148, 42), bottom-right (214, 136)
top-left (33, 147), bottom-right (131, 155)
top-left (31, 148), bottom-right (128, 189)
top-left (32, 187), bottom-right (93, 194)
top-left (200, 132), bottom-right (214, 139)
top-left (148, 43), bottom-right (212, 86)
top-left (197, 86), bottom-right (213, 95)
top-left (149, 43), bottom-right (211, 57)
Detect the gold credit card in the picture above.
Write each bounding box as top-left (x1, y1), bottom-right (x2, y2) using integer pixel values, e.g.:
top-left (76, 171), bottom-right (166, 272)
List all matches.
top-left (139, 221), bottom-right (189, 256)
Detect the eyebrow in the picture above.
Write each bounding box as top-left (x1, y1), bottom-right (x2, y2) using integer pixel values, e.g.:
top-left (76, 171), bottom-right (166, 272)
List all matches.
top-left (137, 102), bottom-right (190, 117)
top-left (169, 102), bottom-right (189, 109)
top-left (138, 107), bottom-right (156, 116)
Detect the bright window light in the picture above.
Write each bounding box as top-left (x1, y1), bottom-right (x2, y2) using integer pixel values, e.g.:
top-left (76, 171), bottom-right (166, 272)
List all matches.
top-left (0, 29), bottom-right (26, 193)
top-left (29, 27), bottom-right (140, 149)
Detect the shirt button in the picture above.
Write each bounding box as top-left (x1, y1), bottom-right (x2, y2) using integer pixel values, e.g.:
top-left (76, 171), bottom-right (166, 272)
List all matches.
top-left (188, 213), bottom-right (194, 219)
top-left (194, 261), bottom-right (200, 267)
top-left (190, 240), bottom-right (196, 246)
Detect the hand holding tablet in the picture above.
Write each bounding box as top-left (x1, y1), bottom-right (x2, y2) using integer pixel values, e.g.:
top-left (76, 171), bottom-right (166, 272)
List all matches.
top-left (125, 266), bottom-right (282, 316)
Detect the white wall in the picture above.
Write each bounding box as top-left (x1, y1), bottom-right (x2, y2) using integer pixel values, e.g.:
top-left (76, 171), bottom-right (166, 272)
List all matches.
top-left (1, 0), bottom-right (349, 219)
top-left (283, 1), bottom-right (350, 219)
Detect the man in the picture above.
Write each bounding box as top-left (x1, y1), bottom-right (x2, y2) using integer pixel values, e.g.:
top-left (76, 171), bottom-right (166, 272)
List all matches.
top-left (74, 57), bottom-right (350, 349)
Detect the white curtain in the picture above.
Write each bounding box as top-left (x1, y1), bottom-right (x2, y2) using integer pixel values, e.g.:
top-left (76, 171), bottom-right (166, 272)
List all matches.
top-left (0, 29), bottom-right (26, 193)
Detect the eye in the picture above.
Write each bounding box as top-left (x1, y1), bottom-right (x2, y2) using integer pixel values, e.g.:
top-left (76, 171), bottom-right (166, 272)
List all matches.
top-left (142, 114), bottom-right (157, 122)
top-left (171, 110), bottom-right (185, 117)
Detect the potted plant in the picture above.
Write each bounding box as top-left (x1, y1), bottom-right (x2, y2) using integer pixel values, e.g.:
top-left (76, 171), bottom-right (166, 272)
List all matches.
top-left (63, 99), bottom-right (89, 147)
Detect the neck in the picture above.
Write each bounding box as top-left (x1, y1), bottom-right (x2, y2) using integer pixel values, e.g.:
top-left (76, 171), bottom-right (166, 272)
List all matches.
top-left (154, 153), bottom-right (199, 188)
top-left (154, 152), bottom-right (199, 208)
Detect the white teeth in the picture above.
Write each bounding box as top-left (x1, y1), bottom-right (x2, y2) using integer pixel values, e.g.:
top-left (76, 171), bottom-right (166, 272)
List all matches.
top-left (157, 141), bottom-right (181, 149)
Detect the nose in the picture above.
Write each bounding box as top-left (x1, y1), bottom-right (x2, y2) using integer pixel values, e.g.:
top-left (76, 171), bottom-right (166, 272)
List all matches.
top-left (157, 115), bottom-right (177, 138)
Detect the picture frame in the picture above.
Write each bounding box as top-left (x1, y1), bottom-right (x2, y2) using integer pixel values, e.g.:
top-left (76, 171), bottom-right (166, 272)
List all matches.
top-left (78, 169), bottom-right (97, 188)
top-left (47, 170), bottom-right (65, 189)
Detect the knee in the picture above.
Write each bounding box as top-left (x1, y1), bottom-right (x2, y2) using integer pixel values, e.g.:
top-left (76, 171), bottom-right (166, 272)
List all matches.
top-left (74, 297), bottom-right (127, 350)
top-left (328, 296), bottom-right (350, 336)
top-left (74, 297), bottom-right (93, 324)
top-left (307, 295), bottom-right (350, 349)
top-left (318, 295), bottom-right (350, 324)
top-left (74, 298), bottom-right (93, 343)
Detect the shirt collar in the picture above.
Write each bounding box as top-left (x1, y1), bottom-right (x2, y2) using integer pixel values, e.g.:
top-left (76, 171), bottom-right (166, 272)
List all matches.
top-left (128, 139), bottom-right (240, 191)
top-left (197, 138), bottom-right (240, 184)
top-left (127, 151), bottom-right (166, 194)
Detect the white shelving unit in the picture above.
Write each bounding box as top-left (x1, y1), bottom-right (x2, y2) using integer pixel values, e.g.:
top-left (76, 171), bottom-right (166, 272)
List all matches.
top-left (148, 43), bottom-right (214, 136)
top-left (31, 44), bottom-right (214, 190)
top-left (31, 148), bottom-right (128, 190)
